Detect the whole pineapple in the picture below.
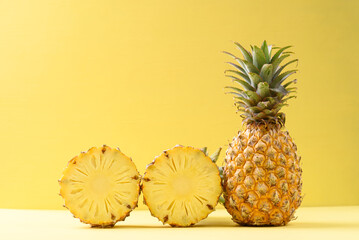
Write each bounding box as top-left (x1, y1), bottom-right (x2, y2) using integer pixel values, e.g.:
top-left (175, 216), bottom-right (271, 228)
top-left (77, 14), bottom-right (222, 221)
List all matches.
top-left (223, 41), bottom-right (302, 226)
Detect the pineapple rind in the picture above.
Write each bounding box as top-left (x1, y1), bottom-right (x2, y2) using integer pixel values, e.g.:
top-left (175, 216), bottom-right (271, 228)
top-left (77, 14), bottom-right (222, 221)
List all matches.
top-left (59, 145), bottom-right (141, 227)
top-left (142, 146), bottom-right (222, 227)
top-left (223, 123), bottom-right (302, 226)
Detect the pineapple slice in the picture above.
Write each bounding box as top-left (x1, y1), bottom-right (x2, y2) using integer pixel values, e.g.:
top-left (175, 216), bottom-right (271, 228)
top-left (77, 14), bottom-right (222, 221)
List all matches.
top-left (59, 145), bottom-right (140, 227)
top-left (142, 145), bottom-right (222, 227)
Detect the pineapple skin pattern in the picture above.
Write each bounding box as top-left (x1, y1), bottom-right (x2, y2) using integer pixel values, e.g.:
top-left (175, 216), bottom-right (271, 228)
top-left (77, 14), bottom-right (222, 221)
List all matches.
top-left (223, 123), bottom-right (302, 225)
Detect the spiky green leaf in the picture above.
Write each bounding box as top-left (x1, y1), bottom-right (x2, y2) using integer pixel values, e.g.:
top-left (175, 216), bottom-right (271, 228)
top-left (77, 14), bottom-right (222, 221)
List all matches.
top-left (261, 40), bottom-right (271, 63)
top-left (259, 64), bottom-right (273, 84)
top-left (271, 70), bottom-right (297, 87)
top-left (266, 97), bottom-right (277, 107)
top-left (200, 147), bottom-right (208, 155)
top-left (271, 54), bottom-right (290, 72)
top-left (223, 51), bottom-right (238, 59)
top-left (273, 59), bottom-right (298, 79)
top-left (226, 62), bottom-right (246, 75)
top-left (235, 102), bottom-right (246, 109)
top-left (248, 72), bottom-right (262, 87)
top-left (225, 76), bottom-right (255, 91)
top-left (249, 106), bottom-right (263, 113)
top-left (234, 97), bottom-right (254, 106)
top-left (226, 88), bottom-right (246, 96)
top-left (218, 196), bottom-right (225, 204)
top-left (257, 101), bottom-right (270, 109)
top-left (272, 104), bottom-right (289, 113)
top-left (226, 90), bottom-right (243, 96)
top-left (225, 85), bottom-right (245, 93)
top-left (256, 82), bottom-right (270, 98)
top-left (210, 148), bottom-right (222, 163)
top-left (263, 109), bottom-right (277, 116)
top-left (271, 45), bottom-right (292, 63)
top-left (283, 79), bottom-right (297, 88)
top-left (225, 70), bottom-right (251, 84)
top-left (254, 112), bottom-right (267, 119)
top-left (236, 58), bottom-right (259, 74)
top-left (252, 46), bottom-right (266, 69)
top-left (218, 166), bottom-right (223, 176)
top-left (245, 90), bottom-right (261, 103)
top-left (281, 96), bottom-right (297, 103)
top-left (286, 87), bottom-right (297, 92)
top-left (270, 85), bottom-right (288, 96)
top-left (234, 42), bottom-right (253, 62)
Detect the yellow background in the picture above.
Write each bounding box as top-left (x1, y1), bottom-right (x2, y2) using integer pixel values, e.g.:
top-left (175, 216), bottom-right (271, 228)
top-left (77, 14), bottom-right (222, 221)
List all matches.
top-left (0, 0), bottom-right (358, 210)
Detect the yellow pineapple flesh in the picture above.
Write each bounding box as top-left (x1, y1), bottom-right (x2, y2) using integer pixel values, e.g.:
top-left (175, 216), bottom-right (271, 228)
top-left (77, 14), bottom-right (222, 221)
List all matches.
top-left (223, 124), bottom-right (302, 225)
top-left (142, 145), bottom-right (222, 227)
top-left (59, 145), bottom-right (141, 227)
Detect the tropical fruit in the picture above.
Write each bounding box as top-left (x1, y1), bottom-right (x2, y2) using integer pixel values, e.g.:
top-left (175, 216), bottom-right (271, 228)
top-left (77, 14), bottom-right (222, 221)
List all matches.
top-left (142, 145), bottom-right (222, 227)
top-left (222, 41), bottom-right (302, 226)
top-left (59, 145), bottom-right (141, 227)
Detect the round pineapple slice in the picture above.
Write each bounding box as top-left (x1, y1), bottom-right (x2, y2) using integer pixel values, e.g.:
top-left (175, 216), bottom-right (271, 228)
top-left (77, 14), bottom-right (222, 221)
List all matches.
top-left (142, 145), bottom-right (222, 227)
top-left (59, 145), bottom-right (140, 227)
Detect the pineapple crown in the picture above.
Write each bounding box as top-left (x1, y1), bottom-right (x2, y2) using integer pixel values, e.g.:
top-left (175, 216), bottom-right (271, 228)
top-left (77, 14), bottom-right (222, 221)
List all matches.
top-left (224, 40), bottom-right (298, 125)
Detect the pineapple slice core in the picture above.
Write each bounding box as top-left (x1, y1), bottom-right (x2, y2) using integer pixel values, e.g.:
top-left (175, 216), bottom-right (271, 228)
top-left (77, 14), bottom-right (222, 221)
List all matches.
top-left (170, 173), bottom-right (194, 197)
top-left (59, 146), bottom-right (140, 227)
top-left (142, 146), bottom-right (222, 226)
top-left (88, 174), bottom-right (111, 197)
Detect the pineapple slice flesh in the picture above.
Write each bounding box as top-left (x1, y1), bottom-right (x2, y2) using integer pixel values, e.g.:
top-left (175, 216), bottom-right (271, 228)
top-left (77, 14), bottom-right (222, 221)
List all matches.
top-left (142, 146), bottom-right (222, 227)
top-left (59, 145), bottom-right (140, 227)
